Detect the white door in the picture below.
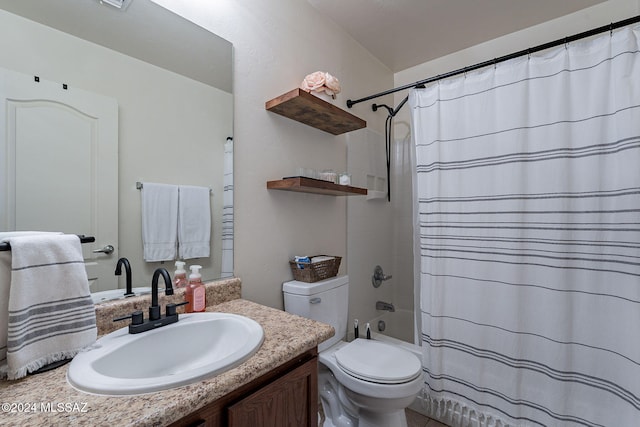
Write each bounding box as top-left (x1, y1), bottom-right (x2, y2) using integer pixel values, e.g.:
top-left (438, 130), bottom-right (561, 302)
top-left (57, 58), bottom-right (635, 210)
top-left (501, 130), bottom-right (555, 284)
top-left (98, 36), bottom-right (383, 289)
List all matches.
top-left (0, 68), bottom-right (118, 291)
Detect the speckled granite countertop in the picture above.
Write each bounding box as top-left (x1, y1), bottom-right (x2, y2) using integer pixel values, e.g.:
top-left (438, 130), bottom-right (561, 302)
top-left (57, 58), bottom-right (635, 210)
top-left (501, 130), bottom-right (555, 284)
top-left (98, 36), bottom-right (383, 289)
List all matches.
top-left (0, 279), bottom-right (334, 427)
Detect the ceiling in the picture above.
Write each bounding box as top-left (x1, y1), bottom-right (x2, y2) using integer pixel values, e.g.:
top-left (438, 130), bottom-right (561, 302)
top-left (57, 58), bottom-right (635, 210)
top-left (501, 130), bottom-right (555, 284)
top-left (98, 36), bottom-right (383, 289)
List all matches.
top-left (0, 0), bottom-right (608, 85)
top-left (307, 0), bottom-right (607, 72)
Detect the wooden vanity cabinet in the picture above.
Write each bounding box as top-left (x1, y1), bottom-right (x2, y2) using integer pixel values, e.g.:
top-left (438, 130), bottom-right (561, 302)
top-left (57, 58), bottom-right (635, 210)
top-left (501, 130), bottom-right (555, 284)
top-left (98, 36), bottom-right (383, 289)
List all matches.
top-left (169, 348), bottom-right (318, 427)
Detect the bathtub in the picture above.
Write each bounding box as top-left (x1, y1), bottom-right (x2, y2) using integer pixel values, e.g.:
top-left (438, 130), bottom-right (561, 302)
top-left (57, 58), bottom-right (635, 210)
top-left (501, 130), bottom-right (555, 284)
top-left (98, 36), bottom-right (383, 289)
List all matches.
top-left (361, 309), bottom-right (430, 418)
top-left (369, 308), bottom-right (415, 343)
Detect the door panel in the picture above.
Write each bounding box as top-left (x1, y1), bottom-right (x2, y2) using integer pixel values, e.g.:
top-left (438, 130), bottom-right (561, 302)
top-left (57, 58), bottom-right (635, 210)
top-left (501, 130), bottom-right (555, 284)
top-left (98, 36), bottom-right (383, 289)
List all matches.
top-left (0, 67), bottom-right (118, 291)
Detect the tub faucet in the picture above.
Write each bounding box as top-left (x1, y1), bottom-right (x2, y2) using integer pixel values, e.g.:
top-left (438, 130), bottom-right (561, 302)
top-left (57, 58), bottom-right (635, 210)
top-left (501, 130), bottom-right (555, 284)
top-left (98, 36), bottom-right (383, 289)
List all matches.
top-left (114, 257), bottom-right (134, 297)
top-left (376, 301), bottom-right (395, 312)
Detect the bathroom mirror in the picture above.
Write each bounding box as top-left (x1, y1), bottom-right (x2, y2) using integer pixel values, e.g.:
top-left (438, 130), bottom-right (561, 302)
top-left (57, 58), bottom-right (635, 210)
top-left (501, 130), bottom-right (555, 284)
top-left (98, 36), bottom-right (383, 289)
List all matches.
top-left (0, 0), bottom-right (233, 294)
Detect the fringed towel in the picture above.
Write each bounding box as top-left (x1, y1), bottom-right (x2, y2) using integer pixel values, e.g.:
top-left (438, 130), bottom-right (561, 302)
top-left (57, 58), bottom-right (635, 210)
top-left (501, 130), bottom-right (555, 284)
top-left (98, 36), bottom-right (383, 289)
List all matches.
top-left (0, 231), bottom-right (61, 370)
top-left (141, 182), bottom-right (179, 261)
top-left (0, 249), bottom-right (10, 368)
top-left (178, 185), bottom-right (211, 259)
top-left (1, 234), bottom-right (96, 380)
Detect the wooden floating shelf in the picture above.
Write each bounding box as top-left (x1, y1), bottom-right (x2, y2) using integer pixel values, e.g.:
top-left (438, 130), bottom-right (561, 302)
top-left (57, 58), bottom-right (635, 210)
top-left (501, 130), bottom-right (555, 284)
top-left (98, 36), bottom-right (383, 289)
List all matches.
top-left (267, 177), bottom-right (367, 196)
top-left (265, 88), bottom-right (366, 135)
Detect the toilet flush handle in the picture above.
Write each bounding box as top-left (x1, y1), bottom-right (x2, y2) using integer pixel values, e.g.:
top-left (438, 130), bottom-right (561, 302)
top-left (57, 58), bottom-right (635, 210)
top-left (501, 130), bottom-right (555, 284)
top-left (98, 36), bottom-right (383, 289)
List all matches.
top-left (309, 297), bottom-right (321, 304)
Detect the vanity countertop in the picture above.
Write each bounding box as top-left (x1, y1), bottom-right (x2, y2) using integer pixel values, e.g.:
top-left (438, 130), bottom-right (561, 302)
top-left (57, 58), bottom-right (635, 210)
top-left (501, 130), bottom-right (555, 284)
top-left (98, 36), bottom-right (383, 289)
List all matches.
top-left (0, 298), bottom-right (334, 427)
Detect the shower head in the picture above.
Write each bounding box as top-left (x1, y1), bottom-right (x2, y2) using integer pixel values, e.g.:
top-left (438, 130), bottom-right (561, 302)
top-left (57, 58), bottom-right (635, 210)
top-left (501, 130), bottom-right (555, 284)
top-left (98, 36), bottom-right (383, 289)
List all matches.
top-left (372, 103), bottom-right (394, 116)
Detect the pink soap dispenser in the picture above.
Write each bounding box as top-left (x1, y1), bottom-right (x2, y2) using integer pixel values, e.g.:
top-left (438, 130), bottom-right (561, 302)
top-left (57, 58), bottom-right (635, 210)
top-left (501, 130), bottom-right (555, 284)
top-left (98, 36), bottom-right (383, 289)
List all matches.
top-left (185, 265), bottom-right (206, 313)
top-left (173, 261), bottom-right (187, 288)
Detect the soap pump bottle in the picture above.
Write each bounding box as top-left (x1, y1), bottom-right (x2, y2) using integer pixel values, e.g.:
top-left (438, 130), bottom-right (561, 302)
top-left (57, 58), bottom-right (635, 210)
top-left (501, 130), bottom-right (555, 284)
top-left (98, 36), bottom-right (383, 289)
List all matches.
top-left (173, 261), bottom-right (187, 288)
top-left (185, 265), bottom-right (206, 313)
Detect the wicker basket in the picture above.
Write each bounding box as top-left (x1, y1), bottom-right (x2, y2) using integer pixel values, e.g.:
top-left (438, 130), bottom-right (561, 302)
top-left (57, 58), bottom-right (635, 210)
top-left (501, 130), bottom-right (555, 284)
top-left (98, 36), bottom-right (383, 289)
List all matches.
top-left (289, 255), bottom-right (342, 283)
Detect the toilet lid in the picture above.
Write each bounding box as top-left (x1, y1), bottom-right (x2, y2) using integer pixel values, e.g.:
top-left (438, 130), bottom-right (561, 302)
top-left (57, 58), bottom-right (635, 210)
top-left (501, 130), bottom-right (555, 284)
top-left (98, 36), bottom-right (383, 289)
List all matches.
top-left (334, 339), bottom-right (422, 384)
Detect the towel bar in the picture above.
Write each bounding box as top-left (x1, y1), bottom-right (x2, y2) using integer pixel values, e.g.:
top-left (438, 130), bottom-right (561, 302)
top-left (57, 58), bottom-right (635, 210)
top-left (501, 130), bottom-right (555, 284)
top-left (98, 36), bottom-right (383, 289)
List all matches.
top-left (0, 234), bottom-right (95, 252)
top-left (136, 181), bottom-right (212, 193)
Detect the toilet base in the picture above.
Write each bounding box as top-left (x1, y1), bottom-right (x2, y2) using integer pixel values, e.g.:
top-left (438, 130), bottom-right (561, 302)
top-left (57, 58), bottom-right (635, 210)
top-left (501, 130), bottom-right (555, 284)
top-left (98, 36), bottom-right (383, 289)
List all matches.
top-left (319, 365), bottom-right (357, 427)
top-left (342, 385), bottom-right (413, 427)
top-left (320, 401), bottom-right (408, 427)
top-left (357, 409), bottom-right (408, 427)
top-left (318, 352), bottom-right (418, 427)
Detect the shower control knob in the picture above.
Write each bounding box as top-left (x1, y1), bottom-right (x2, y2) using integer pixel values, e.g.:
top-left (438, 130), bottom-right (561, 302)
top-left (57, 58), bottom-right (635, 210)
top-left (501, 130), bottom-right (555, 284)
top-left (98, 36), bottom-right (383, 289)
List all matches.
top-left (372, 265), bottom-right (392, 288)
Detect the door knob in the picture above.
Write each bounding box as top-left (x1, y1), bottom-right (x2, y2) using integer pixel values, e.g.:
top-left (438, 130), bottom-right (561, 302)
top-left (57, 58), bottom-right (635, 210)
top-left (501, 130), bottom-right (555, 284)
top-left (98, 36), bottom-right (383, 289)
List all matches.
top-left (93, 244), bottom-right (115, 255)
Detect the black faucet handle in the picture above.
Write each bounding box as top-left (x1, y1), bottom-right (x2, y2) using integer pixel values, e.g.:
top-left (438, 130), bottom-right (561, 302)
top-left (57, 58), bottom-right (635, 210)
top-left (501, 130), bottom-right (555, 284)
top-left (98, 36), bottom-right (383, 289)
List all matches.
top-left (113, 310), bottom-right (144, 325)
top-left (166, 301), bottom-right (188, 317)
top-left (149, 305), bottom-right (161, 321)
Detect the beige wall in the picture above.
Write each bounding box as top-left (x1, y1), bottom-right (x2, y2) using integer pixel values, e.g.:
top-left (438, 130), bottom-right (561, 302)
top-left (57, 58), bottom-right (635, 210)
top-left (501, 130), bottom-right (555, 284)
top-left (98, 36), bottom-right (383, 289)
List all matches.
top-left (6, 0), bottom-right (636, 321)
top-left (152, 0), bottom-right (640, 314)
top-left (153, 0), bottom-right (393, 309)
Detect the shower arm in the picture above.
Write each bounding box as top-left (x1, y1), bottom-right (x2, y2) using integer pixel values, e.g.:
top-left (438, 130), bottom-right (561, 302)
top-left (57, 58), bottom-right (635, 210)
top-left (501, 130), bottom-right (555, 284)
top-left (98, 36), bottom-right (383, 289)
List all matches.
top-left (371, 94), bottom-right (410, 118)
top-left (371, 95), bottom-right (411, 202)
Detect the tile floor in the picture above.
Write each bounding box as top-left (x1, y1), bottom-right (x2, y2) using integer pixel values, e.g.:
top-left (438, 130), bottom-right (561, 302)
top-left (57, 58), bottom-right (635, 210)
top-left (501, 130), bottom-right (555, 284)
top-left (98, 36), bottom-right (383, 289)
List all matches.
top-left (406, 408), bottom-right (449, 427)
top-left (314, 361), bottom-right (448, 426)
top-left (318, 406), bottom-right (449, 427)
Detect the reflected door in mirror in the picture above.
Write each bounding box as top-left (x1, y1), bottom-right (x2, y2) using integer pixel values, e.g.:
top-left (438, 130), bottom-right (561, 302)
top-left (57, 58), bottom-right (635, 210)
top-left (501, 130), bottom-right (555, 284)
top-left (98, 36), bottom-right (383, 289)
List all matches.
top-left (0, 68), bottom-right (118, 290)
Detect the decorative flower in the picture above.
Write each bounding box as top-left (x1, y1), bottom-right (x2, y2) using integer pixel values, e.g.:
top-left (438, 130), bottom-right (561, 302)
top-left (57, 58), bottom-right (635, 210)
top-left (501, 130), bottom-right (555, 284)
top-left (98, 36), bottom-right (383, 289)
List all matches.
top-left (301, 71), bottom-right (326, 91)
top-left (300, 71), bottom-right (341, 98)
top-left (323, 72), bottom-right (341, 95)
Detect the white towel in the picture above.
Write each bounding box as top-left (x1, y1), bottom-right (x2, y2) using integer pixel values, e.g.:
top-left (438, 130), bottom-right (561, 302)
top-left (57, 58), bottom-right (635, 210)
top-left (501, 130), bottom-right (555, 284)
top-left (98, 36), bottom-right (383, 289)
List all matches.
top-left (1, 234), bottom-right (96, 380)
top-left (178, 185), bottom-right (211, 259)
top-left (141, 182), bottom-right (179, 261)
top-left (0, 231), bottom-right (61, 368)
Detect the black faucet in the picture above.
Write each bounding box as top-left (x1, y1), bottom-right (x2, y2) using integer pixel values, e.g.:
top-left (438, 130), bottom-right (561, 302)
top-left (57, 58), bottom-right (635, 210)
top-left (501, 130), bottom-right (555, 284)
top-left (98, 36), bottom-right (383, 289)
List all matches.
top-left (149, 268), bottom-right (174, 321)
top-left (113, 267), bottom-right (186, 334)
top-left (114, 257), bottom-right (134, 297)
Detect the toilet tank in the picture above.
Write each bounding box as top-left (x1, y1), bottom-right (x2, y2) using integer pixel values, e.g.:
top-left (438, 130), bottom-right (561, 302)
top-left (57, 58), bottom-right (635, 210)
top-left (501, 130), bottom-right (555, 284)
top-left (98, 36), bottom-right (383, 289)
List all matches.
top-left (283, 275), bottom-right (348, 351)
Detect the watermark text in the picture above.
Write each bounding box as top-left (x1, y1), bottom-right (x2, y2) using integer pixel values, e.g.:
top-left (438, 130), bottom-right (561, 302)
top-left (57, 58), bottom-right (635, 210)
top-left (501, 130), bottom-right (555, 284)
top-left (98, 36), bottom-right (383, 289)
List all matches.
top-left (1, 402), bottom-right (89, 413)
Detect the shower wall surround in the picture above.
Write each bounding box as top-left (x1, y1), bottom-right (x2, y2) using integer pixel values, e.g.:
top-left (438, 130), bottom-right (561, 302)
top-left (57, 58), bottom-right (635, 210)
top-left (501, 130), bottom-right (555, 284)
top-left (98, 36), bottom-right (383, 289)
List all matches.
top-left (346, 128), bottom-right (414, 339)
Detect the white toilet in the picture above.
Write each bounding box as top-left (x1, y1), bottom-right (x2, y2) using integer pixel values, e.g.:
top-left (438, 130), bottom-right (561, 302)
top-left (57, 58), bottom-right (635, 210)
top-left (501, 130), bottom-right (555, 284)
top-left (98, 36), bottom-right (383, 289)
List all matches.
top-left (283, 275), bottom-right (423, 427)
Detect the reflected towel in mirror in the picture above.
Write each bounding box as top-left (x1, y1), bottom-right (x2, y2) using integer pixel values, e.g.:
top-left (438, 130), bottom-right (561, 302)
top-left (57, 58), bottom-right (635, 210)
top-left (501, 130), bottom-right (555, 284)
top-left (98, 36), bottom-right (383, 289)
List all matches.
top-left (141, 182), bottom-right (179, 262)
top-left (178, 185), bottom-right (211, 260)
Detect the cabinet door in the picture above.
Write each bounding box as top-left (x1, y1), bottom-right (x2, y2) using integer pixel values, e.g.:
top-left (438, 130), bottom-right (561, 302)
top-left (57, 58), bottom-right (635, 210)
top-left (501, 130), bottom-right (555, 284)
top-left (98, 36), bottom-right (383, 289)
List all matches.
top-left (227, 357), bottom-right (318, 427)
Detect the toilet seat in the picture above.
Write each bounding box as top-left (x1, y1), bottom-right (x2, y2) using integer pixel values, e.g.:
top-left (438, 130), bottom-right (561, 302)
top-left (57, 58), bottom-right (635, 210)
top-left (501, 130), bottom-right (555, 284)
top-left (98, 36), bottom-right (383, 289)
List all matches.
top-left (334, 339), bottom-right (422, 384)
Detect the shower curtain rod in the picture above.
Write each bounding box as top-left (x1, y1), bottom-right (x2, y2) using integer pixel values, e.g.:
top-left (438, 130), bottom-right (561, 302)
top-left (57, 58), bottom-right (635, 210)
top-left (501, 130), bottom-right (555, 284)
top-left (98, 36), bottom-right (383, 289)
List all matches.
top-left (346, 14), bottom-right (640, 109)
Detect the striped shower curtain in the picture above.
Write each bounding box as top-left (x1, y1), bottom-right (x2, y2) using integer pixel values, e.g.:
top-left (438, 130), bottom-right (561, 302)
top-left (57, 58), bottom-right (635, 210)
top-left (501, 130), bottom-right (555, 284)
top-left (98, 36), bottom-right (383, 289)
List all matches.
top-left (409, 25), bottom-right (640, 427)
top-left (221, 137), bottom-right (234, 278)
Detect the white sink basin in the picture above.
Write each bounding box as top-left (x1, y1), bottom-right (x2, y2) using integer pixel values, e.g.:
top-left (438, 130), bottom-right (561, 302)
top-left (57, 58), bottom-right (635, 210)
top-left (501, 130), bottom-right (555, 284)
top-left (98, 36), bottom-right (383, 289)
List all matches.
top-left (67, 312), bottom-right (264, 395)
